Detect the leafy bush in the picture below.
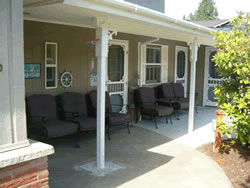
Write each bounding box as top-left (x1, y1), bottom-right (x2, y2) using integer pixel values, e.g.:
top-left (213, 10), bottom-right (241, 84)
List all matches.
top-left (213, 13), bottom-right (250, 146)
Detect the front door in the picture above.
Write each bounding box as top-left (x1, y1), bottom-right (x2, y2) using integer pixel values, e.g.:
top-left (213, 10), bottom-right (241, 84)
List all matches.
top-left (203, 47), bottom-right (223, 106)
top-left (106, 40), bottom-right (128, 113)
top-left (175, 46), bottom-right (188, 97)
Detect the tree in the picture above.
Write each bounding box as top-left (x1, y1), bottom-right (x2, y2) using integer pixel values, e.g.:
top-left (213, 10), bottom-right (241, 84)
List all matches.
top-left (213, 13), bottom-right (250, 146)
top-left (184, 0), bottom-right (218, 21)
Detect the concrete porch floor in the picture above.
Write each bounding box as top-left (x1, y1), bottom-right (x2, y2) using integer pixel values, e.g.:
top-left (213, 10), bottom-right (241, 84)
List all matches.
top-left (133, 106), bottom-right (217, 148)
top-left (47, 125), bottom-right (232, 188)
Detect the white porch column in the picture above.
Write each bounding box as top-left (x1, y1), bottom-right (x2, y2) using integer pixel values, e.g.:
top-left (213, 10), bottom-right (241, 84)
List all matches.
top-left (0, 0), bottom-right (30, 152)
top-left (95, 27), bottom-right (109, 169)
top-left (188, 42), bottom-right (199, 134)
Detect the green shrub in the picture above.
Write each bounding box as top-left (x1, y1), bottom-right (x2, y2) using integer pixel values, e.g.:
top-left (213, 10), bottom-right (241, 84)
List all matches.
top-left (213, 13), bottom-right (250, 146)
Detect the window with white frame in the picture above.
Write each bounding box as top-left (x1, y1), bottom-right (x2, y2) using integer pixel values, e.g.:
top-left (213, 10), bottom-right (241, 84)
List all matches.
top-left (45, 42), bottom-right (57, 89)
top-left (145, 45), bottom-right (161, 84)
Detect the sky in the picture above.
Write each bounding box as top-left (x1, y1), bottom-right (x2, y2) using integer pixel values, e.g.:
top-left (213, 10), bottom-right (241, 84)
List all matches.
top-left (165, 0), bottom-right (250, 19)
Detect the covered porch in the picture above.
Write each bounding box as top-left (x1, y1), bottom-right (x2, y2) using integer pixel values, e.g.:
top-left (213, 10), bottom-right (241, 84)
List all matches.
top-left (22, 0), bottom-right (216, 170)
top-left (0, 2), bottom-right (220, 187)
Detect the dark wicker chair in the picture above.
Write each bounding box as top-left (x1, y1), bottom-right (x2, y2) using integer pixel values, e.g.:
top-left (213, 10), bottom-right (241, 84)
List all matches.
top-left (171, 83), bottom-right (199, 113)
top-left (86, 90), bottom-right (131, 140)
top-left (56, 92), bottom-right (96, 132)
top-left (26, 95), bottom-right (78, 138)
top-left (136, 87), bottom-right (174, 129)
top-left (157, 83), bottom-right (181, 120)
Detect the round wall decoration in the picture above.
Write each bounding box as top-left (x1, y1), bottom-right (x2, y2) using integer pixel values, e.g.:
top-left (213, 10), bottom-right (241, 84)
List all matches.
top-left (60, 71), bottom-right (73, 88)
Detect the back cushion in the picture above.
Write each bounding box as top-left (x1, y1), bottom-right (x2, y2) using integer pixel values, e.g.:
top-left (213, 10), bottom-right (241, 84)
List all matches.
top-left (57, 92), bottom-right (87, 116)
top-left (137, 87), bottom-right (156, 105)
top-left (161, 83), bottom-right (175, 98)
top-left (88, 90), bottom-right (112, 112)
top-left (172, 83), bottom-right (184, 98)
top-left (26, 95), bottom-right (57, 121)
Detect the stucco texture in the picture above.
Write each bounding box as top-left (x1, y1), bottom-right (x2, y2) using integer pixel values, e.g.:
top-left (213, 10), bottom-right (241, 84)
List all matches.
top-left (24, 20), bottom-right (206, 105)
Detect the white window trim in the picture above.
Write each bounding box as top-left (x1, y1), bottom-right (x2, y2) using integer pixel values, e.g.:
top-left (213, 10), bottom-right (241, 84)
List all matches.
top-left (140, 43), bottom-right (168, 86)
top-left (45, 42), bottom-right (57, 89)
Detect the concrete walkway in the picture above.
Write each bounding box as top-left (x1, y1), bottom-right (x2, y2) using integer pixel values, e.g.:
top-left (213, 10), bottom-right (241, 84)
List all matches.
top-left (134, 107), bottom-right (217, 148)
top-left (48, 126), bottom-right (232, 188)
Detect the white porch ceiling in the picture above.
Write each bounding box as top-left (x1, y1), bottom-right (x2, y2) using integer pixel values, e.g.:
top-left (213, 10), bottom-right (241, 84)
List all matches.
top-left (23, 0), bottom-right (215, 46)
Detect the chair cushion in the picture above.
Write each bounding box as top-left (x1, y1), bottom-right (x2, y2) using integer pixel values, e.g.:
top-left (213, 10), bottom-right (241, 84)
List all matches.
top-left (68, 116), bottom-right (96, 131)
top-left (141, 105), bottom-right (173, 117)
top-left (108, 112), bottom-right (130, 126)
top-left (26, 95), bottom-right (57, 122)
top-left (159, 83), bottom-right (175, 98)
top-left (177, 98), bottom-right (199, 109)
top-left (29, 120), bottom-right (78, 138)
top-left (178, 98), bottom-right (189, 109)
top-left (87, 91), bottom-right (112, 115)
top-left (137, 87), bottom-right (157, 106)
top-left (57, 92), bottom-right (87, 118)
top-left (172, 83), bottom-right (185, 98)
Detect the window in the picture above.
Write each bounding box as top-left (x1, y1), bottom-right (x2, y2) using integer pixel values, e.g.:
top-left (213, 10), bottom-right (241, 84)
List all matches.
top-left (209, 51), bottom-right (221, 79)
top-left (45, 42), bottom-right (57, 89)
top-left (145, 45), bottom-right (161, 84)
top-left (177, 51), bottom-right (186, 78)
top-left (108, 45), bottom-right (124, 81)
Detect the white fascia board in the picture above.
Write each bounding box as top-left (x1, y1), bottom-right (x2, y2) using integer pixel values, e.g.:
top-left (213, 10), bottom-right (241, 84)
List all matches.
top-left (63, 0), bottom-right (214, 35)
top-left (103, 0), bottom-right (215, 33)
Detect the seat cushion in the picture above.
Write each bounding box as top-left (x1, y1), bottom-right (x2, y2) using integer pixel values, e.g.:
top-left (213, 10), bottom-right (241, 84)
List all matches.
top-left (68, 116), bottom-right (97, 131)
top-left (177, 98), bottom-right (199, 109)
top-left (108, 112), bottom-right (130, 126)
top-left (29, 120), bottom-right (78, 138)
top-left (141, 105), bottom-right (173, 117)
top-left (178, 98), bottom-right (189, 109)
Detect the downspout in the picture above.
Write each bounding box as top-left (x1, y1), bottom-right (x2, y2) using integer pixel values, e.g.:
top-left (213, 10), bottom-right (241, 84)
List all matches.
top-left (138, 38), bottom-right (159, 86)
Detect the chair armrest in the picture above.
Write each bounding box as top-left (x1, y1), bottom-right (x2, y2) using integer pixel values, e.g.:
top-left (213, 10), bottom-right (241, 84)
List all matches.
top-left (29, 115), bottom-right (48, 122)
top-left (111, 103), bottom-right (136, 111)
top-left (137, 101), bottom-right (158, 107)
top-left (64, 111), bottom-right (80, 117)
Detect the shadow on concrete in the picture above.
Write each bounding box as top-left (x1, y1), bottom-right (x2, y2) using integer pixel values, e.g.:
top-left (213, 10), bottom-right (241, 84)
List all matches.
top-left (46, 126), bottom-right (174, 188)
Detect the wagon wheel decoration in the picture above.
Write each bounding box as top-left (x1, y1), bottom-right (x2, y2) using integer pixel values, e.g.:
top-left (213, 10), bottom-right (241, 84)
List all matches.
top-left (60, 71), bottom-right (73, 88)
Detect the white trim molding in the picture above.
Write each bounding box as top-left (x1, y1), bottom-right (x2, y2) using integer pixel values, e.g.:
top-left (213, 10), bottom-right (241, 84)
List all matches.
top-left (45, 42), bottom-right (58, 89)
top-left (175, 46), bottom-right (188, 97)
top-left (139, 43), bottom-right (168, 86)
top-left (107, 39), bottom-right (129, 113)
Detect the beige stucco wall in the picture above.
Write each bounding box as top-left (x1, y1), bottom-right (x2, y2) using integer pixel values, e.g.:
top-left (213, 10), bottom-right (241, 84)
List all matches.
top-left (24, 21), bottom-right (96, 96)
top-left (24, 20), bottom-right (206, 104)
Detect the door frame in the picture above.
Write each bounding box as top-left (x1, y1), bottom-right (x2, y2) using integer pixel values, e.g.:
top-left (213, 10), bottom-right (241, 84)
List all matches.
top-left (107, 39), bottom-right (129, 112)
top-left (174, 46), bottom-right (188, 97)
top-left (203, 47), bottom-right (217, 106)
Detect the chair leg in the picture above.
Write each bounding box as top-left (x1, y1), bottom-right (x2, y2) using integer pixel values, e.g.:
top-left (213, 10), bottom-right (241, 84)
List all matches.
top-left (166, 116), bottom-right (168, 124)
top-left (170, 115), bottom-right (173, 124)
top-left (127, 123), bottom-right (131, 134)
top-left (154, 117), bottom-right (158, 129)
top-left (174, 111), bottom-right (180, 120)
top-left (107, 125), bottom-right (111, 140)
top-left (196, 105), bottom-right (198, 114)
top-left (74, 131), bottom-right (81, 148)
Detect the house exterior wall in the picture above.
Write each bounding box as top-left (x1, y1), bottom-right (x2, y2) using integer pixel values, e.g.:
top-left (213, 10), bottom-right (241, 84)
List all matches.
top-left (124, 0), bottom-right (165, 13)
top-left (24, 20), bottom-right (205, 104)
top-left (24, 21), bottom-right (96, 96)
